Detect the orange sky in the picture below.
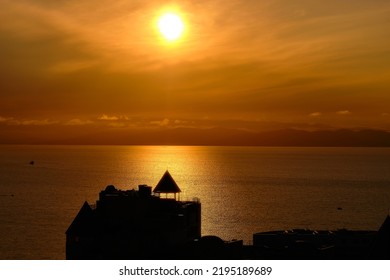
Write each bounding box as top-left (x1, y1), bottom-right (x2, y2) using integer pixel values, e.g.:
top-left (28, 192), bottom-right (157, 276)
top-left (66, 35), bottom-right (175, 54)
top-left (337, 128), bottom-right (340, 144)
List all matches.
top-left (1, 0), bottom-right (389, 144)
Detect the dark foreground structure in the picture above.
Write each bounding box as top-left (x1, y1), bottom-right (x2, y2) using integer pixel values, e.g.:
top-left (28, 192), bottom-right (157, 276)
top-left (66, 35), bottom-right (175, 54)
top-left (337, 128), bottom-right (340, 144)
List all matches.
top-left (66, 171), bottom-right (390, 259)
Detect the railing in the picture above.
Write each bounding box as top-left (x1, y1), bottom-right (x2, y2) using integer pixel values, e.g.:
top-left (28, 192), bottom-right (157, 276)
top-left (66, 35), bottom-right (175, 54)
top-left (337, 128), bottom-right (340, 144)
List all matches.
top-left (178, 196), bottom-right (201, 204)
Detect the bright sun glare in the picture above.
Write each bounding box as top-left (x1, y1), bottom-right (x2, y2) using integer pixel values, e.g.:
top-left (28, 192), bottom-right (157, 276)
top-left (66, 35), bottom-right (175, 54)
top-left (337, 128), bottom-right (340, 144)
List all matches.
top-left (157, 13), bottom-right (184, 41)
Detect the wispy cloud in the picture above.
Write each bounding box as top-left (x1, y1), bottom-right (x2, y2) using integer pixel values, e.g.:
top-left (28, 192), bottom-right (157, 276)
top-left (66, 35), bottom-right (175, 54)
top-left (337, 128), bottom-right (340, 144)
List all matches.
top-left (18, 119), bottom-right (58, 126)
top-left (98, 114), bottom-right (129, 121)
top-left (48, 60), bottom-right (100, 73)
top-left (150, 118), bottom-right (170, 127)
top-left (0, 116), bottom-right (13, 123)
top-left (337, 110), bottom-right (351, 115)
top-left (65, 119), bottom-right (94, 126)
top-left (0, 116), bottom-right (58, 126)
top-left (98, 114), bottom-right (119, 121)
top-left (309, 112), bottom-right (322, 117)
top-left (1, 0), bottom-right (390, 139)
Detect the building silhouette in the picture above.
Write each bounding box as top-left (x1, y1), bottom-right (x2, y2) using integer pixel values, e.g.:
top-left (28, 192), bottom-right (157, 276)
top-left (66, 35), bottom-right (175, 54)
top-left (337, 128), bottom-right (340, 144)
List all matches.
top-left (66, 171), bottom-right (201, 259)
top-left (66, 171), bottom-right (390, 259)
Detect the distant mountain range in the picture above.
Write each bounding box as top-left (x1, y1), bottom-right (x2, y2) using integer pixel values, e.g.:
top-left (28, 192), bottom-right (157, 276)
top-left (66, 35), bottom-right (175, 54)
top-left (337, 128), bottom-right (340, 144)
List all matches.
top-left (44, 128), bottom-right (390, 146)
top-left (1, 126), bottom-right (390, 146)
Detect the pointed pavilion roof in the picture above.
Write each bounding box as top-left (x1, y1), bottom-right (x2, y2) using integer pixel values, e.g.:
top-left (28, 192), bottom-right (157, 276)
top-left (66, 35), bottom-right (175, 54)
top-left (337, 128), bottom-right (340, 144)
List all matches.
top-left (153, 170), bottom-right (181, 193)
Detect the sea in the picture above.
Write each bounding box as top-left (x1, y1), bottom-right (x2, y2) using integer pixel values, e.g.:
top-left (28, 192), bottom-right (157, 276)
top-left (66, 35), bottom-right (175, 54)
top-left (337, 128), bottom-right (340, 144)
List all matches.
top-left (0, 145), bottom-right (389, 259)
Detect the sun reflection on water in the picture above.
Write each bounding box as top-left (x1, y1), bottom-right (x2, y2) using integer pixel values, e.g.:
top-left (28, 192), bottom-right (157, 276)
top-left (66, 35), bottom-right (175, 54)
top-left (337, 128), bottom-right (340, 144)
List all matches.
top-left (2, 145), bottom-right (390, 259)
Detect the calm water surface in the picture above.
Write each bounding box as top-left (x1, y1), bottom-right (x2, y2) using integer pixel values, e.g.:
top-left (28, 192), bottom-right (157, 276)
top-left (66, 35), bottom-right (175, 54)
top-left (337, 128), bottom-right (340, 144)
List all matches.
top-left (0, 145), bottom-right (390, 259)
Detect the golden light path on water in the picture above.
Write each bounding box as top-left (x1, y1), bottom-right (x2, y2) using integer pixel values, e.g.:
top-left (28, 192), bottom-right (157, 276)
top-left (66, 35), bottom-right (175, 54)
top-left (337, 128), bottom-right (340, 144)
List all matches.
top-left (116, 146), bottom-right (256, 240)
top-left (113, 146), bottom-right (390, 242)
top-left (1, 145), bottom-right (390, 259)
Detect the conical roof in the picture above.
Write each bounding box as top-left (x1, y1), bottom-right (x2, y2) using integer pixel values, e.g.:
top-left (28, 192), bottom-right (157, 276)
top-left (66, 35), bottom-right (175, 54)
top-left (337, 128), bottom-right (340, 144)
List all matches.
top-left (153, 170), bottom-right (181, 193)
top-left (66, 201), bottom-right (94, 235)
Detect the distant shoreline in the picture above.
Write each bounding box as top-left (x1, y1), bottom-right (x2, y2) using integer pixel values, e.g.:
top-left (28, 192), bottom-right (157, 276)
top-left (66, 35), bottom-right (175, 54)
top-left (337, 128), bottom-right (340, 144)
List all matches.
top-left (1, 128), bottom-right (390, 147)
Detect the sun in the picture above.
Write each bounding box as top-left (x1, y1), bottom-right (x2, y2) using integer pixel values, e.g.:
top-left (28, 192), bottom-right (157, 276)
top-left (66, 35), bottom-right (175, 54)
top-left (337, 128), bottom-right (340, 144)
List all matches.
top-left (157, 13), bottom-right (184, 41)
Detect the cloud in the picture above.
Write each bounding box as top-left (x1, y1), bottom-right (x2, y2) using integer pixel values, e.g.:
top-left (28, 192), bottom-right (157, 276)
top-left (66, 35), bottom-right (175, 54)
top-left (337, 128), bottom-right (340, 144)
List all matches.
top-left (0, 116), bottom-right (59, 126)
top-left (0, 116), bottom-right (13, 123)
top-left (98, 114), bottom-right (129, 121)
top-left (1, 0), bottom-right (390, 136)
top-left (18, 119), bottom-right (58, 126)
top-left (48, 60), bottom-right (100, 73)
top-left (309, 112), bottom-right (322, 117)
top-left (337, 110), bottom-right (351, 115)
top-left (2, 116), bottom-right (81, 126)
top-left (98, 114), bottom-right (119, 121)
top-left (65, 119), bottom-right (94, 126)
top-left (150, 118), bottom-right (170, 127)
top-left (1, 117), bottom-right (58, 126)
top-left (174, 119), bottom-right (190, 124)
